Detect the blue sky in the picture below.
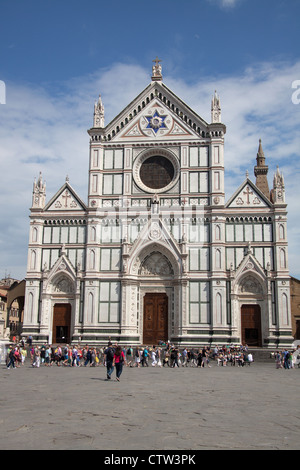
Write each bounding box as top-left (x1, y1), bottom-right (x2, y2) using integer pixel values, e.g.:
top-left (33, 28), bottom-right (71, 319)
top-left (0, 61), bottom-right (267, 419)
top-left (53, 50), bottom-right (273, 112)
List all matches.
top-left (0, 0), bottom-right (299, 83)
top-left (0, 0), bottom-right (300, 280)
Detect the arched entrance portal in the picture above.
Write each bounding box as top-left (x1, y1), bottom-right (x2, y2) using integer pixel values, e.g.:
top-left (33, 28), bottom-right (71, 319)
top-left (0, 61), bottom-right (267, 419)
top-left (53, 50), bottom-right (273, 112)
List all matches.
top-left (138, 250), bottom-right (174, 345)
top-left (241, 304), bottom-right (262, 347)
top-left (52, 303), bottom-right (71, 344)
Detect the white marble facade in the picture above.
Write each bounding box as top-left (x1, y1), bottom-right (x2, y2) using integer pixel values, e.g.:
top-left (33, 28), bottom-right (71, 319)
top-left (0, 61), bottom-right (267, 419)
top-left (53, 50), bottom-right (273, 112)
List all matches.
top-left (22, 63), bottom-right (293, 348)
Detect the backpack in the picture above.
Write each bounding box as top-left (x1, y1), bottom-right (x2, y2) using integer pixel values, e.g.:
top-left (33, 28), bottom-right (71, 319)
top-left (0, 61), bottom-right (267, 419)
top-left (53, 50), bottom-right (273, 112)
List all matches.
top-left (106, 347), bottom-right (114, 361)
top-left (127, 348), bottom-right (132, 356)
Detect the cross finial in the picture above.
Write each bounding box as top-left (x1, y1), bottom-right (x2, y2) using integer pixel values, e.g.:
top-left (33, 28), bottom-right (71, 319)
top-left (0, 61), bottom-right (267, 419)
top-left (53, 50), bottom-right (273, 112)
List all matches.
top-left (152, 57), bottom-right (163, 81)
top-left (153, 56), bottom-right (161, 66)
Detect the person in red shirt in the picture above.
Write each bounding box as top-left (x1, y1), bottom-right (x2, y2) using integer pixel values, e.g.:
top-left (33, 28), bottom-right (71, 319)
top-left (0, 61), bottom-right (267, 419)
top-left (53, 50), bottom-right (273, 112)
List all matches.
top-left (113, 345), bottom-right (126, 381)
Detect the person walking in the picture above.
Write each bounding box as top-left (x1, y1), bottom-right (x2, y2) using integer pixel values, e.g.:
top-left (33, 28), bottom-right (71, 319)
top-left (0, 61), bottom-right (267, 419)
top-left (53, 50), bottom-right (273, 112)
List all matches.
top-left (104, 342), bottom-right (115, 380)
top-left (171, 346), bottom-right (179, 368)
top-left (182, 348), bottom-right (188, 367)
top-left (283, 349), bottom-right (290, 369)
top-left (275, 351), bottom-right (282, 369)
top-left (72, 346), bottom-right (78, 367)
top-left (32, 346), bottom-right (41, 368)
top-left (14, 346), bottom-right (21, 368)
top-left (7, 347), bottom-right (16, 369)
top-left (84, 347), bottom-right (92, 367)
top-left (157, 347), bottom-right (162, 367)
top-left (54, 346), bottom-right (62, 366)
top-left (143, 346), bottom-right (149, 367)
top-left (90, 348), bottom-right (96, 367)
top-left (197, 349), bottom-right (203, 367)
top-left (21, 346), bottom-right (27, 365)
top-left (134, 346), bottom-right (141, 367)
top-left (113, 345), bottom-right (126, 381)
top-left (44, 345), bottom-right (51, 366)
top-left (126, 346), bottom-right (133, 367)
top-left (151, 346), bottom-right (158, 367)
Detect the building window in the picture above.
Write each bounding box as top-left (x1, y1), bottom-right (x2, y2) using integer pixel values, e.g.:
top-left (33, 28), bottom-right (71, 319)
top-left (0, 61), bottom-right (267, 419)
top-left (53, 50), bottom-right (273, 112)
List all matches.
top-left (103, 149), bottom-right (123, 169)
top-left (99, 282), bottom-right (120, 322)
top-left (189, 146), bottom-right (209, 167)
top-left (189, 247), bottom-right (210, 271)
top-left (140, 156), bottom-right (175, 190)
top-left (100, 248), bottom-right (121, 271)
top-left (103, 174), bottom-right (123, 195)
top-left (133, 148), bottom-right (180, 194)
top-left (189, 281), bottom-right (210, 324)
top-left (189, 172), bottom-right (209, 193)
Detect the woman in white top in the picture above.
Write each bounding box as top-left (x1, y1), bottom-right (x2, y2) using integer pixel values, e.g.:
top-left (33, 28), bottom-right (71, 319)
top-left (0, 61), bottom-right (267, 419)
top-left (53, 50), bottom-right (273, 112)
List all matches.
top-left (151, 346), bottom-right (157, 367)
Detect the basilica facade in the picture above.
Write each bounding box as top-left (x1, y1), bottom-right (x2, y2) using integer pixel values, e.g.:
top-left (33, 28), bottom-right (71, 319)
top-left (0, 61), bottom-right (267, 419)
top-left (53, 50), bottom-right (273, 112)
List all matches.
top-left (22, 61), bottom-right (293, 348)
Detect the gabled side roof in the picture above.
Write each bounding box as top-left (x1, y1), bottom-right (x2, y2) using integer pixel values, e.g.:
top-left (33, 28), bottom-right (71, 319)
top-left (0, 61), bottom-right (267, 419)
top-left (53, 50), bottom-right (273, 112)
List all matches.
top-left (225, 177), bottom-right (273, 209)
top-left (44, 181), bottom-right (87, 212)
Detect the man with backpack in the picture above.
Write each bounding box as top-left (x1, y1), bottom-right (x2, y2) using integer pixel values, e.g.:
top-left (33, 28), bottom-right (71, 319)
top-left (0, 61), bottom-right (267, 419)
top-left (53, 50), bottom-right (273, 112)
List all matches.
top-left (126, 346), bottom-right (133, 367)
top-left (142, 346), bottom-right (149, 367)
top-left (104, 341), bottom-right (115, 380)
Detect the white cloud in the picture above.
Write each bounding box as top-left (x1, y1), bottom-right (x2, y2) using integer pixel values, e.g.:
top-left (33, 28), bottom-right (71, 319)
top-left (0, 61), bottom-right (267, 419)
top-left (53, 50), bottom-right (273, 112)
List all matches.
top-left (0, 60), bottom-right (300, 279)
top-left (221, 0), bottom-right (241, 6)
top-left (207, 0), bottom-right (243, 9)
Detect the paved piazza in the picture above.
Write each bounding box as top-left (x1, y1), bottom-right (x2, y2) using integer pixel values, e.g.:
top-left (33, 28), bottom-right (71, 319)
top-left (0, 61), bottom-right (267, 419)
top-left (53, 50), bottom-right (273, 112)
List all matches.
top-left (0, 360), bottom-right (299, 451)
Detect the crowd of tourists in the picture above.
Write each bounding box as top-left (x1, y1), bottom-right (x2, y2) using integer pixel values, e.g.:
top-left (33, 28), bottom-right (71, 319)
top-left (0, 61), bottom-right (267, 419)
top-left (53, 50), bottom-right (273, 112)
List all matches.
top-left (271, 349), bottom-right (300, 369)
top-left (4, 338), bottom-right (300, 371)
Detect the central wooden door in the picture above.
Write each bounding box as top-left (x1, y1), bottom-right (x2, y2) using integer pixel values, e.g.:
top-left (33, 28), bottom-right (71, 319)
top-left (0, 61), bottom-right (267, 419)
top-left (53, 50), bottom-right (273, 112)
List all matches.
top-left (241, 304), bottom-right (262, 347)
top-left (52, 303), bottom-right (71, 344)
top-left (143, 293), bottom-right (168, 345)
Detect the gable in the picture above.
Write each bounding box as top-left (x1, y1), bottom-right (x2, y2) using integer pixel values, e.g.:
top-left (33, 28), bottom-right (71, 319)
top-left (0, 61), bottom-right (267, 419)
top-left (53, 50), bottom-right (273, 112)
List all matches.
top-left (115, 99), bottom-right (198, 141)
top-left (128, 216), bottom-right (181, 260)
top-left (44, 183), bottom-right (87, 212)
top-left (99, 81), bottom-right (214, 143)
top-left (226, 179), bottom-right (272, 209)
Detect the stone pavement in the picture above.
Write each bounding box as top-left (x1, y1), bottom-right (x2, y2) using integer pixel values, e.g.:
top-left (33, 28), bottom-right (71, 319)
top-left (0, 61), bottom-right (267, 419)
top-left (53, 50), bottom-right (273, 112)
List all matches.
top-left (0, 360), bottom-right (299, 450)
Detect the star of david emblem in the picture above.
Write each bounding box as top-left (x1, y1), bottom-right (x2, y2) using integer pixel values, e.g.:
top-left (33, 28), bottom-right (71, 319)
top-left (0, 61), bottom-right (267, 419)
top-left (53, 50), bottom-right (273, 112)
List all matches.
top-left (145, 111), bottom-right (168, 134)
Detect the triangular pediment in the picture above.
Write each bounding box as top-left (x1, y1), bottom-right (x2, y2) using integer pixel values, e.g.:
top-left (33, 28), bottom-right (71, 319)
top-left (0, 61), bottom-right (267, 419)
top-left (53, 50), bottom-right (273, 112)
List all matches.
top-left (47, 252), bottom-right (76, 279)
top-left (44, 251), bottom-right (77, 294)
top-left (226, 178), bottom-right (272, 208)
top-left (131, 216), bottom-right (181, 252)
top-left (235, 249), bottom-right (266, 280)
top-left (115, 99), bottom-right (198, 141)
top-left (125, 215), bottom-right (184, 276)
top-left (232, 248), bottom-right (268, 297)
top-left (44, 182), bottom-right (87, 212)
top-left (91, 81), bottom-right (217, 143)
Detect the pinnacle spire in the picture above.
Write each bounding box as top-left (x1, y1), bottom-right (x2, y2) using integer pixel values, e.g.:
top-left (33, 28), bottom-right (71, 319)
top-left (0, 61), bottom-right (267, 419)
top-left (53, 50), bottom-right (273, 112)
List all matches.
top-left (32, 171), bottom-right (46, 209)
top-left (257, 138), bottom-right (265, 163)
top-left (254, 138), bottom-right (270, 199)
top-left (93, 94), bottom-right (105, 128)
top-left (211, 90), bottom-right (221, 123)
